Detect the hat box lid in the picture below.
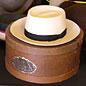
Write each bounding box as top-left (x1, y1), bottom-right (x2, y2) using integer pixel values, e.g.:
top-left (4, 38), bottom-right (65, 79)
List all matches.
top-left (6, 24), bottom-right (83, 55)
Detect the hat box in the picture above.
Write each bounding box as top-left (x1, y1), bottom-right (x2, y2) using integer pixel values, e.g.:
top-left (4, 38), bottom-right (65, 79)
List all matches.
top-left (5, 5), bottom-right (84, 84)
top-left (6, 25), bottom-right (83, 84)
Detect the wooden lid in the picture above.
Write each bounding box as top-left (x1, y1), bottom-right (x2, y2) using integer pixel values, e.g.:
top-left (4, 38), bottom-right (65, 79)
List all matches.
top-left (6, 24), bottom-right (84, 55)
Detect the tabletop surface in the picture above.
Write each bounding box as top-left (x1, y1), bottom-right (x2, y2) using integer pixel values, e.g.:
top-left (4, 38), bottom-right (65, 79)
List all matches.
top-left (0, 41), bottom-right (86, 86)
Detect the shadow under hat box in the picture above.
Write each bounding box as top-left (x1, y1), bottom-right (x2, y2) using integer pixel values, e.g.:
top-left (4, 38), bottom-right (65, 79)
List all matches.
top-left (5, 24), bottom-right (84, 84)
top-left (0, 0), bottom-right (34, 14)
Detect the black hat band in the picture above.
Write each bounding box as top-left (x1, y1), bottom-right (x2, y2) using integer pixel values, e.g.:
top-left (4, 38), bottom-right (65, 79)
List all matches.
top-left (24, 29), bottom-right (67, 41)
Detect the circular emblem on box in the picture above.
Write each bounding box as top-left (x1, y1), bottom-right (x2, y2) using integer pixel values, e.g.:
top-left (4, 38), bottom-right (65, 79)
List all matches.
top-left (13, 56), bottom-right (37, 74)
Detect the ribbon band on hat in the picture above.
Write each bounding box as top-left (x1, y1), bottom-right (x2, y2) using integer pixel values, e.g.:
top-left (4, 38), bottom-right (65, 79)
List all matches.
top-left (66, 0), bottom-right (86, 4)
top-left (24, 29), bottom-right (67, 41)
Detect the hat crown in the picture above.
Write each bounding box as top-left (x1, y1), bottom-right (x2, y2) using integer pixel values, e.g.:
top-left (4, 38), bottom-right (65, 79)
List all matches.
top-left (25, 5), bottom-right (66, 36)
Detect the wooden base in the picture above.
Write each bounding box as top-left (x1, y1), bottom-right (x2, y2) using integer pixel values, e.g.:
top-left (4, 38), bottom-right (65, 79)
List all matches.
top-left (6, 60), bottom-right (79, 84)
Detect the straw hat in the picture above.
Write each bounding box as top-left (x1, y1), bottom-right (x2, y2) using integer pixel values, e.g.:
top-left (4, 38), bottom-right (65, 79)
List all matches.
top-left (10, 5), bottom-right (80, 46)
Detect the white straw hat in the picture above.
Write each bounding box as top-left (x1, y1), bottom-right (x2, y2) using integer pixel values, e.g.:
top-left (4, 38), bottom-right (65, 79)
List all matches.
top-left (10, 5), bottom-right (80, 46)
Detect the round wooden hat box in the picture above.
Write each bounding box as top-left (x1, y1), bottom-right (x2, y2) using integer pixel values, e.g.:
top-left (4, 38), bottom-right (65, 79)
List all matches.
top-left (6, 25), bottom-right (84, 84)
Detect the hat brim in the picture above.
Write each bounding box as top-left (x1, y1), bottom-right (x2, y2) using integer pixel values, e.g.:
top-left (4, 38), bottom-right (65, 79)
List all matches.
top-left (10, 17), bottom-right (80, 46)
